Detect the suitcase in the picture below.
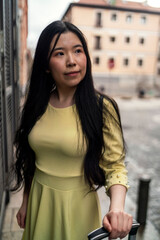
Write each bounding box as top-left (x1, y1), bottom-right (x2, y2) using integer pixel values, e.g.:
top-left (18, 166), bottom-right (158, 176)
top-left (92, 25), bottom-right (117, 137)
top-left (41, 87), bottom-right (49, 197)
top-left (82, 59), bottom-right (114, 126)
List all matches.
top-left (88, 219), bottom-right (140, 240)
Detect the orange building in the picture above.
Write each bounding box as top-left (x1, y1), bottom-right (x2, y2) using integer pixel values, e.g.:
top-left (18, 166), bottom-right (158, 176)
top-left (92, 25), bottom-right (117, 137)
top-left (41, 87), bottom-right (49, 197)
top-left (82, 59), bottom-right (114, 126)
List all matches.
top-left (18, 0), bottom-right (30, 95)
top-left (62, 0), bottom-right (160, 96)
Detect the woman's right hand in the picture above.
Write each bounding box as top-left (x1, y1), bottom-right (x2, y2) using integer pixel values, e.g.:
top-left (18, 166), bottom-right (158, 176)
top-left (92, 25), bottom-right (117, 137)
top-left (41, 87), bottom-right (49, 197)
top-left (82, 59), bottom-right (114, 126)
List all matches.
top-left (16, 193), bottom-right (29, 229)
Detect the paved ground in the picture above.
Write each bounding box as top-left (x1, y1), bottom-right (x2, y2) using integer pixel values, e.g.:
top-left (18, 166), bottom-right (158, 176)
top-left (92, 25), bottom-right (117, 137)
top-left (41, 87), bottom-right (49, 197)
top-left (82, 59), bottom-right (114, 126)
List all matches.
top-left (1, 97), bottom-right (160, 240)
top-left (117, 97), bottom-right (160, 234)
top-left (117, 97), bottom-right (160, 240)
top-left (2, 190), bottom-right (23, 240)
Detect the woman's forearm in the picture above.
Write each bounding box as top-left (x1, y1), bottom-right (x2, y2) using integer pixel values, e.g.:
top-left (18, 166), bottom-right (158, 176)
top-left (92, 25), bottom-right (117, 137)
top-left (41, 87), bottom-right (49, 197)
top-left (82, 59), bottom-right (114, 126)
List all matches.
top-left (23, 178), bottom-right (33, 203)
top-left (22, 190), bottom-right (30, 204)
top-left (103, 184), bottom-right (132, 239)
top-left (108, 184), bottom-right (127, 211)
top-left (17, 181), bottom-right (33, 229)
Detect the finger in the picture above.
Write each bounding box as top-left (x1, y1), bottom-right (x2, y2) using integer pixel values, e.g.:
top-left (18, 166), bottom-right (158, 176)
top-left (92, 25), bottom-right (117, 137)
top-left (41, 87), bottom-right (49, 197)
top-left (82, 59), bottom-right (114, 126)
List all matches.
top-left (103, 215), bottom-right (112, 232)
top-left (20, 215), bottom-right (26, 229)
top-left (119, 214), bottom-right (133, 239)
top-left (117, 211), bottom-right (124, 233)
top-left (109, 212), bottom-right (118, 239)
top-left (127, 215), bottom-right (133, 232)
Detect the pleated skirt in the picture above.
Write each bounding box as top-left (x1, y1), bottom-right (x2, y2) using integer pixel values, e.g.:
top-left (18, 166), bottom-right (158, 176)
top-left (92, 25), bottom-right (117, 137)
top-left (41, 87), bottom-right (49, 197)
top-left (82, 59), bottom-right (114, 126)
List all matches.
top-left (22, 168), bottom-right (102, 240)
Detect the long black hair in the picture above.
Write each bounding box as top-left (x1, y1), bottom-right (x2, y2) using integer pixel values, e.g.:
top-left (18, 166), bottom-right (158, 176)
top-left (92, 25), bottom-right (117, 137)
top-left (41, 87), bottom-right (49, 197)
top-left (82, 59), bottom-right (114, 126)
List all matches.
top-left (13, 20), bottom-right (125, 192)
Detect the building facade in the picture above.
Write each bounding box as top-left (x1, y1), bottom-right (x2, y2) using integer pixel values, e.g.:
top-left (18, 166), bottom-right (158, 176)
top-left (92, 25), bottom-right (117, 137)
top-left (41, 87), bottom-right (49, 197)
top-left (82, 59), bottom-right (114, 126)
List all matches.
top-left (62, 0), bottom-right (160, 96)
top-left (0, 0), bottom-right (28, 235)
top-left (18, 0), bottom-right (29, 95)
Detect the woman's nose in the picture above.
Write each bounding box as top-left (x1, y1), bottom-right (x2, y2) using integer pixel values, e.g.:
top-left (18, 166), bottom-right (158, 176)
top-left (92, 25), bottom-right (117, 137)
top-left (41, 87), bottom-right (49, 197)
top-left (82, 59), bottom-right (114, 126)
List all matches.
top-left (66, 53), bottom-right (76, 67)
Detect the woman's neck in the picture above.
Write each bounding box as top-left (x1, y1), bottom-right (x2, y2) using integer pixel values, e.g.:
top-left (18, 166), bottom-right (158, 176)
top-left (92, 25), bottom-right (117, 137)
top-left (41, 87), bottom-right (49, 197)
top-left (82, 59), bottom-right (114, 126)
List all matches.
top-left (50, 88), bottom-right (76, 108)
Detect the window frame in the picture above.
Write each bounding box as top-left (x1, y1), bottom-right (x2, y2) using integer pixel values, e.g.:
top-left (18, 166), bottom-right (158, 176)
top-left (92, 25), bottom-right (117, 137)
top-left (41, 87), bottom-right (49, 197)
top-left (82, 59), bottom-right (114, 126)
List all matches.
top-left (111, 13), bottom-right (117, 21)
top-left (137, 58), bottom-right (143, 66)
top-left (94, 36), bottom-right (101, 50)
top-left (95, 12), bottom-right (102, 27)
top-left (139, 37), bottom-right (145, 45)
top-left (125, 36), bottom-right (131, 43)
top-left (126, 14), bottom-right (132, 23)
top-left (94, 56), bottom-right (100, 65)
top-left (123, 58), bottom-right (129, 66)
top-left (108, 57), bottom-right (115, 69)
top-left (140, 15), bottom-right (147, 24)
top-left (110, 36), bottom-right (116, 43)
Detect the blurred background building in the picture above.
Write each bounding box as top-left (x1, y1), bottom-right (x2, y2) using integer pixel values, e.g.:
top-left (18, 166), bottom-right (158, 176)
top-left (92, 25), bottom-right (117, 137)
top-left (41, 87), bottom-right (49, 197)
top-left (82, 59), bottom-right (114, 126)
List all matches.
top-left (62, 0), bottom-right (160, 97)
top-left (0, 0), bottom-right (29, 235)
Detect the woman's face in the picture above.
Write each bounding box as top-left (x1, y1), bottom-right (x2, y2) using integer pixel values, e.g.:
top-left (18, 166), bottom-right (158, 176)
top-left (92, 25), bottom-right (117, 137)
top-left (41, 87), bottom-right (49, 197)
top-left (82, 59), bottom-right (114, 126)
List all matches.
top-left (48, 31), bottom-right (87, 91)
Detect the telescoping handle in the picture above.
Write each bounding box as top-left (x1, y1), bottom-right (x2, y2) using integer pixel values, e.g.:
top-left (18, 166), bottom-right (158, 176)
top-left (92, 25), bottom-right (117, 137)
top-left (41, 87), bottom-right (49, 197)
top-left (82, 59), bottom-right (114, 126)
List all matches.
top-left (88, 220), bottom-right (140, 240)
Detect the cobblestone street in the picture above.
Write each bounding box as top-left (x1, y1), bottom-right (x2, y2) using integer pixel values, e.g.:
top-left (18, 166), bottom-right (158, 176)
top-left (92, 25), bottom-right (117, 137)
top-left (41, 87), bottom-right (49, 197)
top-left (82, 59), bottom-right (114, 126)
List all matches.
top-left (117, 97), bottom-right (160, 236)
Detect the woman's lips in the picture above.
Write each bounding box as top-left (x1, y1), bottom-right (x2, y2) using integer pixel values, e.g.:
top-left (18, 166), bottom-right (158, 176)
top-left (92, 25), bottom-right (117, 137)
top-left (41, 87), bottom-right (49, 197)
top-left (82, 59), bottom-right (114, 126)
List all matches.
top-left (64, 71), bottom-right (80, 77)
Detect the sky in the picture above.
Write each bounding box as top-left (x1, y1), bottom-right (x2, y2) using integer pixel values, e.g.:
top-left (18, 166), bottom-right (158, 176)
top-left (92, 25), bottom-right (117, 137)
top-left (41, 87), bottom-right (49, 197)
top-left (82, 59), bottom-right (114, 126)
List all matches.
top-left (28, 0), bottom-right (72, 48)
top-left (27, 0), bottom-right (160, 48)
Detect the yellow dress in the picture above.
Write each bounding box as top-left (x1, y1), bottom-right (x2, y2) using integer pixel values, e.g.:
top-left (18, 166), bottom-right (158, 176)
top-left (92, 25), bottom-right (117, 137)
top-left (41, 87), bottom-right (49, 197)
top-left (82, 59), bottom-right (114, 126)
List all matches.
top-left (22, 98), bottom-right (128, 240)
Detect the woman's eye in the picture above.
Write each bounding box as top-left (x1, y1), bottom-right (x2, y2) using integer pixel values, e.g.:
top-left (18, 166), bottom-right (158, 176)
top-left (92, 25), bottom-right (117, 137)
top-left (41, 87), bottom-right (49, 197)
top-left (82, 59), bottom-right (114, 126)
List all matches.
top-left (75, 49), bottom-right (82, 54)
top-left (55, 52), bottom-right (64, 56)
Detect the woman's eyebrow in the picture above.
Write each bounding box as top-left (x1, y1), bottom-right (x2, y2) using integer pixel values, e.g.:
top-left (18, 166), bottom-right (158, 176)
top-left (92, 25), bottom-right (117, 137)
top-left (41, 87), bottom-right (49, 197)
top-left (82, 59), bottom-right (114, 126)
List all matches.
top-left (53, 44), bottom-right (83, 52)
top-left (73, 44), bottom-right (83, 48)
top-left (53, 47), bottom-right (64, 52)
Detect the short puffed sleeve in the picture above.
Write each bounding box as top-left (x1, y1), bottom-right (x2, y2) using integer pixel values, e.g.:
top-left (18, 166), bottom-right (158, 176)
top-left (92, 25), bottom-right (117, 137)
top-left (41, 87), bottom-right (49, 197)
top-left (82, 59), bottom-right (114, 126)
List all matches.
top-left (99, 97), bottom-right (129, 195)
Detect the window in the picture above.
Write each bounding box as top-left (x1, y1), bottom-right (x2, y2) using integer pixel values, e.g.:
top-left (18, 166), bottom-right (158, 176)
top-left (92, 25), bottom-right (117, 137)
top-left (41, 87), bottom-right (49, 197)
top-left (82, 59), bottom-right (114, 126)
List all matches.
top-left (139, 38), bottom-right (145, 44)
top-left (95, 12), bottom-right (102, 27)
top-left (110, 36), bottom-right (116, 42)
top-left (126, 15), bottom-right (132, 23)
top-left (94, 36), bottom-right (101, 49)
top-left (125, 37), bottom-right (130, 43)
top-left (141, 16), bottom-right (147, 24)
top-left (123, 58), bottom-right (129, 66)
top-left (137, 59), bottom-right (143, 66)
top-left (111, 13), bottom-right (117, 21)
top-left (94, 57), bottom-right (100, 65)
top-left (158, 47), bottom-right (160, 61)
top-left (108, 58), bottom-right (115, 69)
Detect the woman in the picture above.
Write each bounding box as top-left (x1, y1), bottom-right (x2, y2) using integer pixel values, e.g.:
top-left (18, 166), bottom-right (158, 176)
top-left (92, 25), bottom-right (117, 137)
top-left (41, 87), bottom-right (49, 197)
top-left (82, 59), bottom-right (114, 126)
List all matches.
top-left (14, 20), bottom-right (132, 240)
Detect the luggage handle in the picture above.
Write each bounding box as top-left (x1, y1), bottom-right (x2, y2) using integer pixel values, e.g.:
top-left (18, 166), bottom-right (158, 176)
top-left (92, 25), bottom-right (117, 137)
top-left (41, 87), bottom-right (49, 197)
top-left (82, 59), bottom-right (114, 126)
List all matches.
top-left (88, 220), bottom-right (140, 240)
